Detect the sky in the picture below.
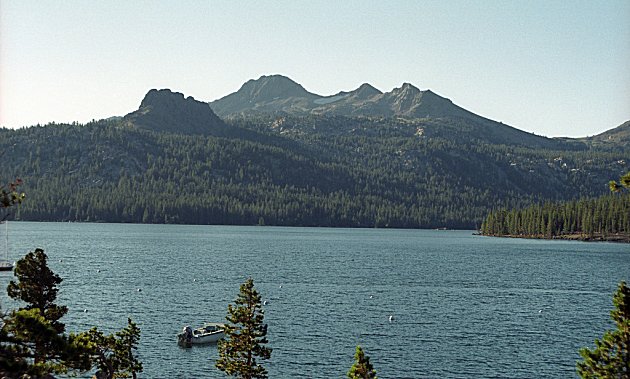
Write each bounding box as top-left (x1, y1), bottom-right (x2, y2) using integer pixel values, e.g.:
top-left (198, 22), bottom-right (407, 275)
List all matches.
top-left (1, 0), bottom-right (628, 137)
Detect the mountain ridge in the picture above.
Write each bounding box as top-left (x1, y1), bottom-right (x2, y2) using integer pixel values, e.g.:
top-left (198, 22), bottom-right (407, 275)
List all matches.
top-left (209, 75), bottom-right (584, 149)
top-left (582, 120), bottom-right (630, 146)
top-left (209, 75), bottom-right (477, 120)
top-left (114, 83), bottom-right (627, 151)
top-left (0, 84), bottom-right (627, 228)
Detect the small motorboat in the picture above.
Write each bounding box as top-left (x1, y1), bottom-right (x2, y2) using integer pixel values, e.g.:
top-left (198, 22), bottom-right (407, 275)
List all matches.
top-left (0, 261), bottom-right (13, 272)
top-left (177, 323), bottom-right (225, 347)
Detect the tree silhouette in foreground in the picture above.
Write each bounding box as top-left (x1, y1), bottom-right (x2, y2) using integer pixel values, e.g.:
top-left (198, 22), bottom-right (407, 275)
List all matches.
top-left (348, 345), bottom-right (378, 379)
top-left (216, 278), bottom-right (271, 378)
top-left (1, 249), bottom-right (142, 378)
top-left (0, 178), bottom-right (24, 221)
top-left (577, 281), bottom-right (630, 378)
top-left (2, 249), bottom-right (90, 376)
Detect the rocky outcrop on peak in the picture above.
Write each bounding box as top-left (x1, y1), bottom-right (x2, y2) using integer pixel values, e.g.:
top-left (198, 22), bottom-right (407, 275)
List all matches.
top-left (124, 89), bottom-right (231, 136)
top-left (374, 85), bottom-right (473, 119)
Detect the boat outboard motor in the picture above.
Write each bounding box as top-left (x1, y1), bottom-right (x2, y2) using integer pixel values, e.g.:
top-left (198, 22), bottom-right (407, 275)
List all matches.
top-left (183, 326), bottom-right (193, 342)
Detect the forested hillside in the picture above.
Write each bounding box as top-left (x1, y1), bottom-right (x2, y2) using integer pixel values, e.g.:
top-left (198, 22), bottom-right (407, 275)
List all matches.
top-left (1, 87), bottom-right (628, 229)
top-left (1, 121), bottom-right (627, 228)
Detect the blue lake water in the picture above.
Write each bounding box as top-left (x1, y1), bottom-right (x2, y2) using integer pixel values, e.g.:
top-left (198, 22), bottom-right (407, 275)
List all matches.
top-left (0, 222), bottom-right (628, 378)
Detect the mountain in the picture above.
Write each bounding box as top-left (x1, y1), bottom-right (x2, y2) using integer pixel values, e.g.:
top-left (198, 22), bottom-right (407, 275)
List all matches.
top-left (210, 75), bottom-right (475, 119)
top-left (123, 89), bottom-right (232, 136)
top-left (211, 75), bottom-right (574, 149)
top-left (209, 75), bottom-right (320, 116)
top-left (308, 83), bottom-right (459, 118)
top-left (1, 86), bottom-right (627, 229)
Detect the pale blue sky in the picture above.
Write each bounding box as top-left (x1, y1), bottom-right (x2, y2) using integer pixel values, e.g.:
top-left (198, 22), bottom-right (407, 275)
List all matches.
top-left (1, 0), bottom-right (628, 137)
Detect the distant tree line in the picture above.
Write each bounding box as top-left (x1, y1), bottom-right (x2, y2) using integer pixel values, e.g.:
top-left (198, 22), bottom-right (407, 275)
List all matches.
top-left (481, 194), bottom-right (630, 240)
top-left (481, 172), bottom-right (630, 241)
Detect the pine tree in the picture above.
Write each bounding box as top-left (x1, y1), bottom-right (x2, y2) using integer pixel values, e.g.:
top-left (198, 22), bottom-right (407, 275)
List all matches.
top-left (0, 178), bottom-right (25, 221)
top-left (609, 172), bottom-right (630, 193)
top-left (216, 278), bottom-right (271, 379)
top-left (7, 249), bottom-right (69, 359)
top-left (1, 249), bottom-right (92, 376)
top-left (577, 281), bottom-right (630, 378)
top-left (115, 318), bottom-right (143, 379)
top-left (7, 249), bottom-right (68, 332)
top-left (82, 318), bottom-right (143, 379)
top-left (348, 345), bottom-right (377, 379)
top-left (1, 308), bottom-right (91, 376)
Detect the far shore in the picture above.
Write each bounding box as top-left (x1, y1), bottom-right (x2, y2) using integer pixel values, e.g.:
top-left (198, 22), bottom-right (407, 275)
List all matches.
top-left (482, 232), bottom-right (630, 243)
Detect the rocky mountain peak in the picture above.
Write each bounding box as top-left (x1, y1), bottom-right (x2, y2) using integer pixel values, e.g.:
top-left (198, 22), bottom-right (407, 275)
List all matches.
top-left (390, 82), bottom-right (421, 97)
top-left (401, 82), bottom-right (420, 90)
top-left (140, 89), bottom-right (206, 112)
top-left (386, 83), bottom-right (423, 114)
top-left (354, 83), bottom-right (382, 99)
top-left (125, 88), bottom-right (228, 135)
top-left (238, 74), bottom-right (315, 102)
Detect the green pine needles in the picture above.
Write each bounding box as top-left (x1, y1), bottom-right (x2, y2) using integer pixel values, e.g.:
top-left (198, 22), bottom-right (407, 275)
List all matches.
top-left (609, 172), bottom-right (630, 193)
top-left (83, 318), bottom-right (143, 379)
top-left (7, 248), bottom-right (68, 334)
top-left (348, 345), bottom-right (377, 379)
top-left (1, 249), bottom-right (143, 378)
top-left (577, 281), bottom-right (630, 378)
top-left (0, 178), bottom-right (24, 221)
top-left (216, 278), bottom-right (272, 379)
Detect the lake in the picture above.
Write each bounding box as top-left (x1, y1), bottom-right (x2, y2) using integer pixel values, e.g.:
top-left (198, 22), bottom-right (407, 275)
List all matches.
top-left (1, 222), bottom-right (628, 378)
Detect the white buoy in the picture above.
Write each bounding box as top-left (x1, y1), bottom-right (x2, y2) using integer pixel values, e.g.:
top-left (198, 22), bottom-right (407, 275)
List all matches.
top-left (97, 269), bottom-right (100, 273)
top-left (389, 315), bottom-right (394, 322)
top-left (279, 285), bottom-right (282, 289)
top-left (84, 309), bottom-right (88, 313)
top-left (193, 279), bottom-right (197, 282)
top-left (538, 309), bottom-right (543, 313)
top-left (137, 288), bottom-right (142, 292)
top-left (369, 295), bottom-right (373, 299)
top-left (263, 300), bottom-right (268, 305)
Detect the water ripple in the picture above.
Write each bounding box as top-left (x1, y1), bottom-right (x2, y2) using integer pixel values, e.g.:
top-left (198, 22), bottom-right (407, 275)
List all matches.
top-left (1, 224), bottom-right (628, 378)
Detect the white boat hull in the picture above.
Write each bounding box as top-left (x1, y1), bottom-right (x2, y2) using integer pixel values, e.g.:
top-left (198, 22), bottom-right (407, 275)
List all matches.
top-left (187, 331), bottom-right (224, 344)
top-left (177, 323), bottom-right (225, 346)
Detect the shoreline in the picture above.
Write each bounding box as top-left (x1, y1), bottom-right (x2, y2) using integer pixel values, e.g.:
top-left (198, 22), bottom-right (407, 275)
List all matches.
top-left (481, 232), bottom-right (630, 243)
